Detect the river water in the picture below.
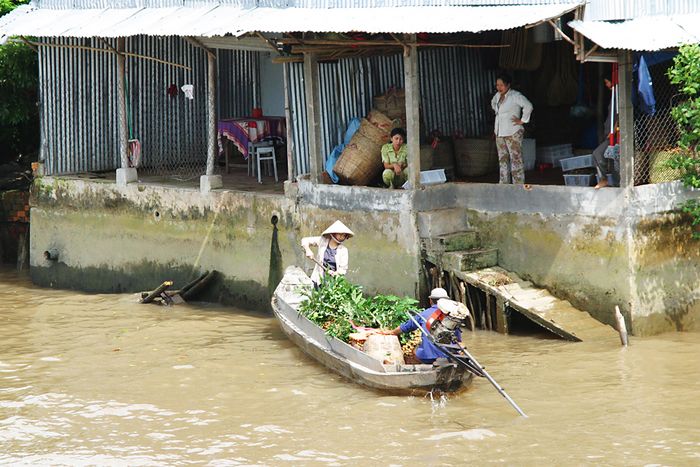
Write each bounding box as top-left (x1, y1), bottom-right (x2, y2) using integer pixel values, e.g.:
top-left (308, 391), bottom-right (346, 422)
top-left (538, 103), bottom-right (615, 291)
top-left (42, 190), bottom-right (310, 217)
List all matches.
top-left (1, 268), bottom-right (699, 466)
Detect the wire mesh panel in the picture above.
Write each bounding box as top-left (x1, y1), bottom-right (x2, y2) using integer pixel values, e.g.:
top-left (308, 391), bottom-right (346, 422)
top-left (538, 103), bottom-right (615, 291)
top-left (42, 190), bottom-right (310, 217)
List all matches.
top-left (633, 60), bottom-right (682, 186)
top-left (127, 36), bottom-right (209, 180)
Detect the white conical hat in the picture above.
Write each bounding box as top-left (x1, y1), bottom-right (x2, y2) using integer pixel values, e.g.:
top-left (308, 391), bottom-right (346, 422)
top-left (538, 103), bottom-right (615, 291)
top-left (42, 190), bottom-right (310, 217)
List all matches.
top-left (322, 220), bottom-right (354, 237)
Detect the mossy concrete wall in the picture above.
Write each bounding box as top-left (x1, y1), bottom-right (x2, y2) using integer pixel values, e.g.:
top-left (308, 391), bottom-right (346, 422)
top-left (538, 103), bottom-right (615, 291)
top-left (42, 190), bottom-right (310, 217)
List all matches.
top-left (29, 176), bottom-right (421, 311)
top-left (415, 181), bottom-right (700, 336)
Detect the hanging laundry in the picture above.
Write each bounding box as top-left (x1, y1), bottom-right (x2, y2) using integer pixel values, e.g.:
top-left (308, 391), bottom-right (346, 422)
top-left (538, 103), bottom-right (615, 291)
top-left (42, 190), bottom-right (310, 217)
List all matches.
top-left (637, 55), bottom-right (656, 115)
top-left (181, 84), bottom-right (194, 100)
top-left (167, 83), bottom-right (178, 97)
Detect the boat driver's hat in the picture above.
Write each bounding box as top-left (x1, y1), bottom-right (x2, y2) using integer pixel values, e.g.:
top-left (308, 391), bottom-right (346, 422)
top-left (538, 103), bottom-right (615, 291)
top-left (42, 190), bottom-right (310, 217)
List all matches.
top-left (429, 287), bottom-right (449, 300)
top-left (322, 220), bottom-right (354, 239)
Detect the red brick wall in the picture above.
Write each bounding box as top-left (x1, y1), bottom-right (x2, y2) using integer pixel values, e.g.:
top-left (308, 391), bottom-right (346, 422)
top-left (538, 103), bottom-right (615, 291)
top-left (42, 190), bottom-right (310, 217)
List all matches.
top-left (0, 190), bottom-right (30, 223)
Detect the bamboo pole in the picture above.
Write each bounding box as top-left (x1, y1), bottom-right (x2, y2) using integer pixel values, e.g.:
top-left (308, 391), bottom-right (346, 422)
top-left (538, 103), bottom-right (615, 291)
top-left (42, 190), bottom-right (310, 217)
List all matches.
top-left (24, 39), bottom-right (191, 70)
top-left (280, 38), bottom-right (508, 48)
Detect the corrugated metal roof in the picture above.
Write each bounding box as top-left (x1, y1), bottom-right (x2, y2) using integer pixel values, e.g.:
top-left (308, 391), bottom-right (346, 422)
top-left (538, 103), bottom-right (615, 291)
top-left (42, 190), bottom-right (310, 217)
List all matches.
top-left (569, 15), bottom-right (700, 51)
top-left (1, 3), bottom-right (582, 43)
top-left (583, 0), bottom-right (700, 22)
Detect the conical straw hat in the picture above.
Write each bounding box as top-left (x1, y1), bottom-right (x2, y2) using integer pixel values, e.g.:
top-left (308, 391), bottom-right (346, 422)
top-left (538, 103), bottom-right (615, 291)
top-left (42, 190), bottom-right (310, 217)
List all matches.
top-left (322, 220), bottom-right (354, 238)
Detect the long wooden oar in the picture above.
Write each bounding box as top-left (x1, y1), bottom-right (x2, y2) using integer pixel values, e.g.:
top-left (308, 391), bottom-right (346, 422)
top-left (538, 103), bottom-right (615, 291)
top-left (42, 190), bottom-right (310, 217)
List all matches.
top-left (407, 313), bottom-right (528, 418)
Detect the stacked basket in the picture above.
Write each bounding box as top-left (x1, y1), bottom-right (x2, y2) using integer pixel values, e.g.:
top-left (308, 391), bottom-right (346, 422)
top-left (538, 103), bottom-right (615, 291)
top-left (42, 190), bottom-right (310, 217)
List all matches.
top-left (333, 110), bottom-right (392, 185)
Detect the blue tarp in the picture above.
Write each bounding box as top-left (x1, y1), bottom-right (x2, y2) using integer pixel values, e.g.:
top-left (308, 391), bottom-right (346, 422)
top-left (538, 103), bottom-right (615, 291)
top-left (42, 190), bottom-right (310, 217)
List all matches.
top-left (325, 118), bottom-right (361, 183)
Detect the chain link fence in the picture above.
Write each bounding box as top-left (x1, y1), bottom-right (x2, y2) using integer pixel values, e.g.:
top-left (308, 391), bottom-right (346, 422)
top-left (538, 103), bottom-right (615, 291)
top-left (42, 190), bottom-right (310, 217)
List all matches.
top-left (633, 60), bottom-right (682, 186)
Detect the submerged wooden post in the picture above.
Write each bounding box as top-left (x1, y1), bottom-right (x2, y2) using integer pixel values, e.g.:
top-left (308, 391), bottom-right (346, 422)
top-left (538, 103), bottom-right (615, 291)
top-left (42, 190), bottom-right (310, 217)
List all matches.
top-left (140, 281), bottom-right (173, 304)
top-left (403, 35), bottom-right (421, 190)
top-left (16, 229), bottom-right (28, 273)
top-left (615, 305), bottom-right (629, 346)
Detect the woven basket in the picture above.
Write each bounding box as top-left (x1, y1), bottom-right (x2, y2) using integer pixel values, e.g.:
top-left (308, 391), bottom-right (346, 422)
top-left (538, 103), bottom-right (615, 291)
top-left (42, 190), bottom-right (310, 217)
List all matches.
top-left (358, 118), bottom-right (389, 146)
top-left (367, 109), bottom-right (394, 135)
top-left (454, 138), bottom-right (498, 177)
top-left (334, 132), bottom-right (383, 186)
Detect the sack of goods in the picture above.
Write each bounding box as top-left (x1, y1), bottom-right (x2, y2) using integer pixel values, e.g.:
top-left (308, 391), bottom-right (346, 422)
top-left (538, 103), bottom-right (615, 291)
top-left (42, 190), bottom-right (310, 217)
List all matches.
top-left (363, 333), bottom-right (406, 365)
top-left (334, 109), bottom-right (392, 186)
top-left (372, 88), bottom-right (406, 125)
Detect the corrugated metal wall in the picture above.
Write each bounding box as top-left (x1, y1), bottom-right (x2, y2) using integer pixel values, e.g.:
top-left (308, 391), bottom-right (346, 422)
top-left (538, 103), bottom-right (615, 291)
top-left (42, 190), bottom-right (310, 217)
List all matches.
top-left (38, 36), bottom-right (260, 175)
top-left (286, 48), bottom-right (496, 178)
top-left (38, 37), bottom-right (119, 174)
top-left (217, 49), bottom-right (260, 119)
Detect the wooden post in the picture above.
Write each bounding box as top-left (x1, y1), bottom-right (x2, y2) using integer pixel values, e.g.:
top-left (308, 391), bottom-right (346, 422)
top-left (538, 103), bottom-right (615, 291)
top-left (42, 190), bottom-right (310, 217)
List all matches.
top-left (618, 50), bottom-right (635, 188)
top-left (116, 37), bottom-right (129, 169)
top-left (206, 51), bottom-right (217, 176)
top-left (303, 52), bottom-right (323, 183)
top-left (140, 281), bottom-right (173, 304)
top-left (495, 297), bottom-right (509, 334)
top-left (283, 63), bottom-right (295, 182)
top-left (403, 36), bottom-right (421, 190)
top-left (615, 305), bottom-right (629, 346)
top-left (16, 229), bottom-right (28, 273)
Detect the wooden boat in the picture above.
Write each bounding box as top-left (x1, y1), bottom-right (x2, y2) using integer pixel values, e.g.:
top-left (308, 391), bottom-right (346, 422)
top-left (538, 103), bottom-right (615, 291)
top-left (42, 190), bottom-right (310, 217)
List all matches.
top-left (271, 266), bottom-right (473, 393)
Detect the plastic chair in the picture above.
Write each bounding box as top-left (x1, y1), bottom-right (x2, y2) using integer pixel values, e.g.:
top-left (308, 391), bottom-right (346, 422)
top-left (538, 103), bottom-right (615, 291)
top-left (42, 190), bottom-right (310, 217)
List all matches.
top-left (255, 146), bottom-right (278, 184)
top-left (247, 141), bottom-right (274, 177)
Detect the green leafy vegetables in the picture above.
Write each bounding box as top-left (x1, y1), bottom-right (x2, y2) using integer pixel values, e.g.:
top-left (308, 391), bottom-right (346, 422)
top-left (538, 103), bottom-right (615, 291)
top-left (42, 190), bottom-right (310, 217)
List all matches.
top-left (298, 275), bottom-right (419, 344)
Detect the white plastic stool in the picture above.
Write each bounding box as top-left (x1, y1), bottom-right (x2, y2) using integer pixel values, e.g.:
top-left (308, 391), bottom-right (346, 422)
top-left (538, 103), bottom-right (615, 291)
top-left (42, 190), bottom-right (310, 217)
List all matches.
top-left (256, 146), bottom-right (278, 184)
top-left (248, 141), bottom-right (274, 178)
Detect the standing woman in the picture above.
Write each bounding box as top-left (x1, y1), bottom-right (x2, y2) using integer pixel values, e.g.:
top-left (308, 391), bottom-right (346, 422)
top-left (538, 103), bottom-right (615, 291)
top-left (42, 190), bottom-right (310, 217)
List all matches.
top-left (301, 220), bottom-right (354, 287)
top-left (491, 73), bottom-right (533, 185)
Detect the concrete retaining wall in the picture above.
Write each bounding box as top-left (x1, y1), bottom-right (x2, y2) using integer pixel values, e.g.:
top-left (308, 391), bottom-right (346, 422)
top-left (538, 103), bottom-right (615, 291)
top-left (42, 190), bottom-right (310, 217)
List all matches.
top-left (415, 181), bottom-right (700, 335)
top-left (29, 177), bottom-right (422, 311)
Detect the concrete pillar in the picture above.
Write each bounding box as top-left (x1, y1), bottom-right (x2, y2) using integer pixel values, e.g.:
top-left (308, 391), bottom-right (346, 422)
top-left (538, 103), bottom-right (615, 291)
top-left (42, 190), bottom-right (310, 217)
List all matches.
top-left (201, 51), bottom-right (222, 193)
top-left (116, 37), bottom-right (136, 186)
top-left (303, 52), bottom-right (323, 183)
top-left (403, 39), bottom-right (421, 190)
top-left (618, 50), bottom-right (635, 189)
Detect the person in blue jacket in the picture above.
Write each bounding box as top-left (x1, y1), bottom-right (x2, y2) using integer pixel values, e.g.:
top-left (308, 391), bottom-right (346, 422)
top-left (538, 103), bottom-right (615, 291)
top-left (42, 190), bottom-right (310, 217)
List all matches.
top-left (386, 287), bottom-right (462, 364)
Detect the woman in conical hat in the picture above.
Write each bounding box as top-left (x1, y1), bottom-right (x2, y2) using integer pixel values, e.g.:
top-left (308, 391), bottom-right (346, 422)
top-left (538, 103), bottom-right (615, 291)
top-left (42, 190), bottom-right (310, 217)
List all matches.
top-left (301, 220), bottom-right (354, 286)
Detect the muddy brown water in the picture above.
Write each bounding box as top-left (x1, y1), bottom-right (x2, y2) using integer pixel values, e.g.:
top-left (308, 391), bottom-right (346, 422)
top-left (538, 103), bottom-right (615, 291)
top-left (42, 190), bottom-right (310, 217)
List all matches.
top-left (1, 268), bottom-right (699, 465)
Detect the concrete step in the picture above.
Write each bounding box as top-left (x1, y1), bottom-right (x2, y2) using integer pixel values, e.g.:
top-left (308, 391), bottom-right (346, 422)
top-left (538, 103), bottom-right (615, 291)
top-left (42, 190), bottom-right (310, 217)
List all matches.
top-left (442, 248), bottom-right (498, 272)
top-left (417, 208), bottom-right (468, 238)
top-left (423, 230), bottom-right (480, 253)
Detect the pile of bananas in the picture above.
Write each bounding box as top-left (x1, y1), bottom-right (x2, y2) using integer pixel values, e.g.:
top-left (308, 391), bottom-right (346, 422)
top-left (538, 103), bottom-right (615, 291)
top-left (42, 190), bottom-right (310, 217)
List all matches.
top-left (401, 330), bottom-right (422, 357)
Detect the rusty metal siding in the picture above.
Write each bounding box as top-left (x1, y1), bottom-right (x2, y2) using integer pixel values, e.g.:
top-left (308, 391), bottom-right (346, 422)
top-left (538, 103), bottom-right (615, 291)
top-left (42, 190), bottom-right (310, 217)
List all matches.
top-left (286, 49), bottom-right (494, 178)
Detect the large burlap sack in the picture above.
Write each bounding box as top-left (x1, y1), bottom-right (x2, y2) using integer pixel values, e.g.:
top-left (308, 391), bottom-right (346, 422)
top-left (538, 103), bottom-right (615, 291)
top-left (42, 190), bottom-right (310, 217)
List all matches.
top-left (363, 334), bottom-right (405, 365)
top-left (357, 118), bottom-right (389, 146)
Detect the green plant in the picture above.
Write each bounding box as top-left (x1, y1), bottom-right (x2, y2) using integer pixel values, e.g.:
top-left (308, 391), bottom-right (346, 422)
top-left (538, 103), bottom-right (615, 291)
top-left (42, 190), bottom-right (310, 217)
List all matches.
top-left (298, 275), bottom-right (419, 343)
top-left (0, 0), bottom-right (38, 164)
top-left (667, 44), bottom-right (700, 238)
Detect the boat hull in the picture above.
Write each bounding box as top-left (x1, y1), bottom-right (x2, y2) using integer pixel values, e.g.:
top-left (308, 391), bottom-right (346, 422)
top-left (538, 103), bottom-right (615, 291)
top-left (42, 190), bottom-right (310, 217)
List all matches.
top-left (272, 267), bottom-right (473, 393)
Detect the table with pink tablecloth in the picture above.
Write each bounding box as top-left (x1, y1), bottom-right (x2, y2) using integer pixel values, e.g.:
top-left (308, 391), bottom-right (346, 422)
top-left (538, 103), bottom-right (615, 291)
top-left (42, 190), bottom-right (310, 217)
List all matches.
top-left (218, 116), bottom-right (286, 160)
